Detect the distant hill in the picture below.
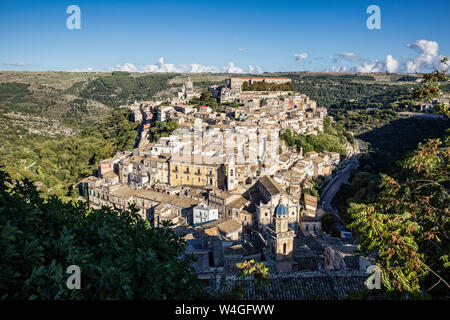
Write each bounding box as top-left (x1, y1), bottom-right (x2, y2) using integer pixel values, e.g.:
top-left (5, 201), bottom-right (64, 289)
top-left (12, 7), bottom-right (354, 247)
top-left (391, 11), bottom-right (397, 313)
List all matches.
top-left (0, 71), bottom-right (228, 138)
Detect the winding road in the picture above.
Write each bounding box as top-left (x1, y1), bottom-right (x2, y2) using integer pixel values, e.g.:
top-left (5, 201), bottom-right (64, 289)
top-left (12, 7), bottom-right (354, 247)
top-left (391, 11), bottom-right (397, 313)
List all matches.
top-left (318, 141), bottom-right (366, 233)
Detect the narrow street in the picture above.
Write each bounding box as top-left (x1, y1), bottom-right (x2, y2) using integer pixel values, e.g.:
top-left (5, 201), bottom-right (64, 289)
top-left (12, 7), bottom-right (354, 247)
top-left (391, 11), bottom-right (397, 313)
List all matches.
top-left (318, 140), bottom-right (366, 233)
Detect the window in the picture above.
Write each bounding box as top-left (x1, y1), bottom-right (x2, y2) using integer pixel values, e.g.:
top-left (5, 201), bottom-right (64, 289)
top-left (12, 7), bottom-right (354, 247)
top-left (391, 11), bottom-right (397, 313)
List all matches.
top-left (283, 243), bottom-right (287, 255)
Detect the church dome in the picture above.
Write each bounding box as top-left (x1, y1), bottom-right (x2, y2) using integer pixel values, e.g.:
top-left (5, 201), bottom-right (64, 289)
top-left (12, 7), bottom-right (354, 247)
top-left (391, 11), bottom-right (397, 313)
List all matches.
top-left (275, 204), bottom-right (287, 216)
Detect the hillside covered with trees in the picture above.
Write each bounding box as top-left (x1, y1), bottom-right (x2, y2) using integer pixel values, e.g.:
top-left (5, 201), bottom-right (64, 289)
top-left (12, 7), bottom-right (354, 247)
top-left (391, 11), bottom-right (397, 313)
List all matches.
top-left (331, 59), bottom-right (450, 298)
top-left (281, 116), bottom-right (354, 157)
top-left (0, 108), bottom-right (138, 201)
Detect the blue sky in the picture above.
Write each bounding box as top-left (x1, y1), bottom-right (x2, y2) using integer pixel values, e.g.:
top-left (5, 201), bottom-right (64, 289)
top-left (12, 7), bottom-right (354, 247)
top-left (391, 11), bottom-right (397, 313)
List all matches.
top-left (1, 0), bottom-right (449, 73)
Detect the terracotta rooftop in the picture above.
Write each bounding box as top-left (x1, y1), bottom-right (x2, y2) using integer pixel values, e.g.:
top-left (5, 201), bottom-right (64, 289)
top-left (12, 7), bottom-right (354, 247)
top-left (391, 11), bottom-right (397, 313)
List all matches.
top-left (216, 219), bottom-right (242, 235)
top-left (304, 194), bottom-right (318, 206)
top-left (200, 218), bottom-right (242, 236)
top-left (219, 271), bottom-right (368, 300)
top-left (110, 184), bottom-right (198, 208)
top-left (258, 176), bottom-right (286, 196)
top-left (227, 196), bottom-right (248, 209)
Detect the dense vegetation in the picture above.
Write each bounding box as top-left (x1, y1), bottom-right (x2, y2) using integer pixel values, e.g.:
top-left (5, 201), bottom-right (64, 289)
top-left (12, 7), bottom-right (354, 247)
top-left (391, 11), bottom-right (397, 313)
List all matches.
top-left (321, 214), bottom-right (339, 237)
top-left (330, 108), bottom-right (399, 135)
top-left (349, 135), bottom-right (449, 297)
top-left (333, 117), bottom-right (449, 225)
top-left (148, 119), bottom-right (179, 142)
top-left (0, 170), bottom-right (206, 299)
top-left (188, 90), bottom-right (219, 108)
top-left (280, 116), bottom-right (353, 157)
top-left (242, 80), bottom-right (293, 91)
top-left (0, 82), bottom-right (32, 103)
top-left (78, 72), bottom-right (178, 107)
top-left (332, 60), bottom-right (450, 297)
top-left (0, 108), bottom-right (138, 201)
top-left (283, 73), bottom-right (417, 109)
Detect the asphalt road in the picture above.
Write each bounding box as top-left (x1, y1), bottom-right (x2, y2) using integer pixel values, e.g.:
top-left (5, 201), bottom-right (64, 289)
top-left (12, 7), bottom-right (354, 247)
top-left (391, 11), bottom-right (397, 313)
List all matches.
top-left (318, 141), bottom-right (366, 233)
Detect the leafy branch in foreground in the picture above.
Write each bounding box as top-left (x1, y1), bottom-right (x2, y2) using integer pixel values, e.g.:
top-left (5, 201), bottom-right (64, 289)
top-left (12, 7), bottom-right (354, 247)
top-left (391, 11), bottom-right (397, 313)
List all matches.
top-left (413, 56), bottom-right (449, 118)
top-left (349, 138), bottom-right (449, 297)
top-left (236, 259), bottom-right (270, 286)
top-left (0, 169), bottom-right (206, 299)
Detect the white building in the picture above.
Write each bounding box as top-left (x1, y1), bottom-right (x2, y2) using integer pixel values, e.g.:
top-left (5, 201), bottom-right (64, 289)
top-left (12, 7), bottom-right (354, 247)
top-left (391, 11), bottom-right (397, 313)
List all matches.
top-left (150, 136), bottom-right (186, 156)
top-left (193, 203), bottom-right (219, 226)
top-left (157, 106), bottom-right (175, 122)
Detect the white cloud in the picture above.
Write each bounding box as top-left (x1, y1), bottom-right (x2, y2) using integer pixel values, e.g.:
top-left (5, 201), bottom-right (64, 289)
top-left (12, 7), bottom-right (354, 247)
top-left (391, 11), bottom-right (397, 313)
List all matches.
top-left (405, 40), bottom-right (443, 73)
top-left (294, 52), bottom-right (308, 62)
top-left (327, 40), bottom-right (446, 73)
top-left (139, 57), bottom-right (189, 73)
top-left (116, 62), bottom-right (138, 72)
top-left (186, 63), bottom-right (219, 73)
top-left (69, 58), bottom-right (245, 74)
top-left (328, 65), bottom-right (353, 72)
top-left (238, 48), bottom-right (246, 52)
top-left (222, 62), bottom-right (244, 73)
top-left (70, 67), bottom-right (95, 72)
top-left (356, 60), bottom-right (385, 73)
top-left (385, 54), bottom-right (399, 73)
top-left (336, 52), bottom-right (361, 62)
top-left (248, 65), bottom-right (263, 74)
top-left (105, 57), bottom-right (244, 74)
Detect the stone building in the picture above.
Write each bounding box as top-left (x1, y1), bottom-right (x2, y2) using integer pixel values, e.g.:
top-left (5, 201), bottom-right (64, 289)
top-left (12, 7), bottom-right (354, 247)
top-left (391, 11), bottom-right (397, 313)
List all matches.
top-left (229, 76), bottom-right (291, 92)
top-left (177, 77), bottom-right (201, 101)
top-left (169, 155), bottom-right (225, 189)
top-left (193, 203), bottom-right (219, 226)
top-left (267, 204), bottom-right (295, 272)
top-left (244, 176), bottom-right (301, 233)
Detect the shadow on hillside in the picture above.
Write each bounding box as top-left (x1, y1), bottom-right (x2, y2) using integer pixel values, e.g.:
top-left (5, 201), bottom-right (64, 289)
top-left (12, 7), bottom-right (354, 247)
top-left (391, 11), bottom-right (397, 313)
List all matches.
top-left (357, 116), bottom-right (448, 157)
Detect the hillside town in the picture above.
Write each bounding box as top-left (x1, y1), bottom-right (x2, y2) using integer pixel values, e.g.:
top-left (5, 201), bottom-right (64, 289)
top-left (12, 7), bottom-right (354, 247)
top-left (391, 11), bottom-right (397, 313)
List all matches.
top-left (77, 76), bottom-right (369, 292)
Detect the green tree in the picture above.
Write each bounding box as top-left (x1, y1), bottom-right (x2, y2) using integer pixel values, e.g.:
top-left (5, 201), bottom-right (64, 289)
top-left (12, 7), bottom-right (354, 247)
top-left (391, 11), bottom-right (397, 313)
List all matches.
top-left (413, 56), bottom-right (449, 118)
top-left (0, 170), bottom-right (206, 299)
top-left (349, 136), bottom-right (449, 297)
top-left (348, 60), bottom-right (450, 297)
